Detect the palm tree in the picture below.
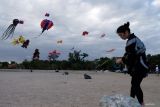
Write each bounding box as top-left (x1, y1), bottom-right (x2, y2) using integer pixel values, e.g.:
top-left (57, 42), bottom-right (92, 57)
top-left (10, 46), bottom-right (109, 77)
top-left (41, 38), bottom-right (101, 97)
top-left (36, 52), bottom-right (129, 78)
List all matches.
top-left (80, 53), bottom-right (88, 61)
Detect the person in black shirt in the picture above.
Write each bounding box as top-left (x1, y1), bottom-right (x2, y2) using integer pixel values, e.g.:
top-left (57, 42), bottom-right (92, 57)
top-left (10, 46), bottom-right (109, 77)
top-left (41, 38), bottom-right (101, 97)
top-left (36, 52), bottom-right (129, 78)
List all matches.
top-left (116, 22), bottom-right (149, 106)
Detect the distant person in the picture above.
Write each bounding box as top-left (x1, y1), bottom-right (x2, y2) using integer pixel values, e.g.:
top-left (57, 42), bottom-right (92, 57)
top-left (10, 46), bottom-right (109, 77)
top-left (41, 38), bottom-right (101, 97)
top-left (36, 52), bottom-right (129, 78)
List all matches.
top-left (32, 49), bottom-right (40, 60)
top-left (63, 72), bottom-right (69, 75)
top-left (123, 65), bottom-right (128, 74)
top-left (116, 22), bottom-right (149, 106)
top-left (159, 65), bottom-right (160, 74)
top-left (120, 64), bottom-right (124, 72)
top-left (155, 65), bottom-right (159, 76)
top-left (30, 69), bottom-right (33, 72)
top-left (55, 69), bottom-right (59, 72)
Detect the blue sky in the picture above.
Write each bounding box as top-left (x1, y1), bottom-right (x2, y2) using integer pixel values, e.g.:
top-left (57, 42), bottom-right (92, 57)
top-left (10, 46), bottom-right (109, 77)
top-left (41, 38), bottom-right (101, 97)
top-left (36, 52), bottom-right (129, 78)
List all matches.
top-left (0, 0), bottom-right (160, 62)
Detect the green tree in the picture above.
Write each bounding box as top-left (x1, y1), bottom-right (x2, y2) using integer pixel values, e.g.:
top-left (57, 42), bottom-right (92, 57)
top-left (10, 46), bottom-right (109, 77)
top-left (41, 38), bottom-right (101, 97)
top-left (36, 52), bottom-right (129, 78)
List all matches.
top-left (2, 62), bottom-right (9, 68)
top-left (80, 53), bottom-right (88, 61)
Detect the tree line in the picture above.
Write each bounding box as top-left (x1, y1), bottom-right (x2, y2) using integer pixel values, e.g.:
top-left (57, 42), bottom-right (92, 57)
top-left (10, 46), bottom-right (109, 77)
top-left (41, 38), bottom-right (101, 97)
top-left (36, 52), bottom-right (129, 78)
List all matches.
top-left (0, 51), bottom-right (160, 72)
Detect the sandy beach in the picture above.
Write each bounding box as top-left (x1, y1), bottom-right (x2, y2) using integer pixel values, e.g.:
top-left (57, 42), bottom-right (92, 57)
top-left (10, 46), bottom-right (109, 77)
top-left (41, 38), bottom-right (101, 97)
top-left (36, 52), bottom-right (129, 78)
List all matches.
top-left (0, 70), bottom-right (159, 107)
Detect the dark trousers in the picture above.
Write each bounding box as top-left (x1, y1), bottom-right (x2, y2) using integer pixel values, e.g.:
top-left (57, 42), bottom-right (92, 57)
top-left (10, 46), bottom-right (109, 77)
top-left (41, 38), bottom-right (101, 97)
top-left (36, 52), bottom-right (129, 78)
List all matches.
top-left (130, 76), bottom-right (144, 104)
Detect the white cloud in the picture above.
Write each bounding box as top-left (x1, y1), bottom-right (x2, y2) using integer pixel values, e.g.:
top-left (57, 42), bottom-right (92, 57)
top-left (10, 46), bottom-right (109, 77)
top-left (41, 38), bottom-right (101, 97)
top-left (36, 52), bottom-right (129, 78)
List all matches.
top-left (152, 0), bottom-right (160, 8)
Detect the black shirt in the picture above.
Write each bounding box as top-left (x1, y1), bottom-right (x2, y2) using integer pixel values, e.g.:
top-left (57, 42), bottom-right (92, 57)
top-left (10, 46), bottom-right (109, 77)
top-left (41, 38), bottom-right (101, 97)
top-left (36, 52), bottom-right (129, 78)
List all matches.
top-left (122, 33), bottom-right (149, 77)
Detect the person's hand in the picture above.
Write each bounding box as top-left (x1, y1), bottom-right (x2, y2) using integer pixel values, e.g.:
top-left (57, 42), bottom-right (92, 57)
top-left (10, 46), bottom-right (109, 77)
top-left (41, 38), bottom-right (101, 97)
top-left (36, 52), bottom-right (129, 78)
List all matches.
top-left (116, 58), bottom-right (123, 64)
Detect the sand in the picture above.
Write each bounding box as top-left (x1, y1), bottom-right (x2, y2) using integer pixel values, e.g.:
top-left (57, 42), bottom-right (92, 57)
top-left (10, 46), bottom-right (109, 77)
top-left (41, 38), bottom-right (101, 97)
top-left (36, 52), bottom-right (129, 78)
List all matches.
top-left (0, 70), bottom-right (159, 107)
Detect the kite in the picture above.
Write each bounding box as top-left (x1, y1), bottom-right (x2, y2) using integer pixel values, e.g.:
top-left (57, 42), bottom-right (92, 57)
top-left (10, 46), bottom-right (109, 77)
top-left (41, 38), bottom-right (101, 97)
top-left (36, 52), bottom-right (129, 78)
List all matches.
top-left (33, 49), bottom-right (40, 60)
top-left (45, 13), bottom-right (50, 17)
top-left (40, 19), bottom-right (53, 35)
top-left (11, 36), bottom-right (25, 45)
top-left (48, 50), bottom-right (61, 61)
top-left (21, 40), bottom-right (30, 48)
top-left (57, 40), bottom-right (63, 44)
top-left (12, 38), bottom-right (19, 45)
top-left (100, 33), bottom-right (106, 38)
top-left (82, 31), bottom-right (89, 36)
top-left (39, 13), bottom-right (53, 35)
top-left (1, 19), bottom-right (24, 40)
top-left (49, 50), bottom-right (61, 54)
top-left (11, 36), bottom-right (29, 48)
top-left (18, 35), bottom-right (25, 44)
top-left (106, 48), bottom-right (115, 52)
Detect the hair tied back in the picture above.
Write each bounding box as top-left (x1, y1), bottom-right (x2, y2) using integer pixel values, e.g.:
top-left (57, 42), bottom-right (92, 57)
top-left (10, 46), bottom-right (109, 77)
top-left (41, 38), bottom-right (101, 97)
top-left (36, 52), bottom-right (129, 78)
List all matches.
top-left (124, 22), bottom-right (130, 28)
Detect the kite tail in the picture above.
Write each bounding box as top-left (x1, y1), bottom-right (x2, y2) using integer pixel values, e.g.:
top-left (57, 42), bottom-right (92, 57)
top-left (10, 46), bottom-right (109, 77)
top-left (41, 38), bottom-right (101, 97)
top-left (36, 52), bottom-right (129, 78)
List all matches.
top-left (3, 26), bottom-right (15, 40)
top-left (10, 26), bottom-right (16, 39)
top-left (33, 30), bottom-right (45, 38)
top-left (1, 24), bottom-right (13, 40)
top-left (32, 28), bottom-right (47, 38)
top-left (33, 33), bottom-right (42, 38)
top-left (41, 29), bottom-right (45, 34)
